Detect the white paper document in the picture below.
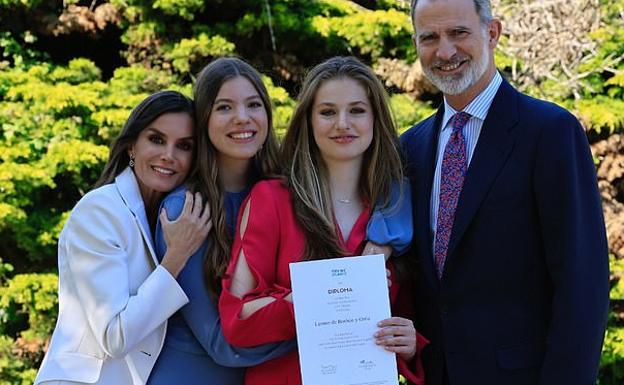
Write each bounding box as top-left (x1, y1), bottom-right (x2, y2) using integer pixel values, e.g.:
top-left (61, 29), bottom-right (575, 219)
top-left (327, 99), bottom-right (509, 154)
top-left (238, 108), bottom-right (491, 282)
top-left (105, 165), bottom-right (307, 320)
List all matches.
top-left (289, 254), bottom-right (398, 385)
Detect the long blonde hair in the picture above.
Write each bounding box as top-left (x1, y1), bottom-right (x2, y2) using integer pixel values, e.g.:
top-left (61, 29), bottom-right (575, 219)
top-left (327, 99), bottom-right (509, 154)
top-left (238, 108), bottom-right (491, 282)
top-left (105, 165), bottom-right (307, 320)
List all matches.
top-left (281, 56), bottom-right (404, 261)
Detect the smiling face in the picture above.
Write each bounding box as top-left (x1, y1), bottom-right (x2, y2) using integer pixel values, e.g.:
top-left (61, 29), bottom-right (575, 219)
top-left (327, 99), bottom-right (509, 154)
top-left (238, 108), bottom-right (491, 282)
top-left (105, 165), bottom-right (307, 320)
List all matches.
top-left (311, 77), bottom-right (374, 165)
top-left (413, 0), bottom-right (500, 108)
top-left (129, 111), bottom-right (194, 202)
top-left (207, 76), bottom-right (269, 168)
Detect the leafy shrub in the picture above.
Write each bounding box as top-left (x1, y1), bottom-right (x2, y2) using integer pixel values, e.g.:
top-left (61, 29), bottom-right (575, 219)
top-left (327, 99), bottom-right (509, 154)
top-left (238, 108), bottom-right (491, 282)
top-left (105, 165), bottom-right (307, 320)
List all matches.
top-left (312, 8), bottom-right (415, 61)
top-left (152, 0), bottom-right (204, 20)
top-left (0, 260), bottom-right (57, 384)
top-left (167, 33), bottom-right (236, 74)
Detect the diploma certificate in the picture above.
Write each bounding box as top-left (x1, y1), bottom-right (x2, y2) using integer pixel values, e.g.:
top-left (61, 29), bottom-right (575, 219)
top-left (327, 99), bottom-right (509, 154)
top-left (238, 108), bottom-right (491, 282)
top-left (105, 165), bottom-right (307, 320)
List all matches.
top-left (289, 254), bottom-right (398, 385)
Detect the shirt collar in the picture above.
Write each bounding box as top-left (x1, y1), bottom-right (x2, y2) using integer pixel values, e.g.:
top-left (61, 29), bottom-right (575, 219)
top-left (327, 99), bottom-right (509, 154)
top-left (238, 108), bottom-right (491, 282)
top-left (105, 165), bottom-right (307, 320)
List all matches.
top-left (440, 71), bottom-right (503, 130)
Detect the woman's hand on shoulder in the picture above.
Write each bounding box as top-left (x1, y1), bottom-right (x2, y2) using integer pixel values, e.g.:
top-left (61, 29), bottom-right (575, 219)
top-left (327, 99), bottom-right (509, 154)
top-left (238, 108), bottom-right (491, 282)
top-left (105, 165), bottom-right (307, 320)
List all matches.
top-left (160, 191), bottom-right (212, 277)
top-left (374, 316), bottom-right (416, 362)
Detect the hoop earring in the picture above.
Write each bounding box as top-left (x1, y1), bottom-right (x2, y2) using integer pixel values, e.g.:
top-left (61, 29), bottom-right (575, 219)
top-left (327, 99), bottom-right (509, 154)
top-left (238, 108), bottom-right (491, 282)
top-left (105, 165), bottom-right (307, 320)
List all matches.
top-left (129, 154), bottom-right (135, 168)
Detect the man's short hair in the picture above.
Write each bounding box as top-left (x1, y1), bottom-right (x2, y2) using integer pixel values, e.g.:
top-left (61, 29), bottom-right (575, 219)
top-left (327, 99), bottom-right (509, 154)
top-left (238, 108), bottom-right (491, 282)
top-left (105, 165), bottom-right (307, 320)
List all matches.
top-left (410, 0), bottom-right (493, 26)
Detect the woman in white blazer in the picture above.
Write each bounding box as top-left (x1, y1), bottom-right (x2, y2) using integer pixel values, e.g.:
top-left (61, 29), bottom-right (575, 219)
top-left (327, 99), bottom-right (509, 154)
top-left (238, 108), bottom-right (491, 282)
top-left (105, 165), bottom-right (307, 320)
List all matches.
top-left (35, 91), bottom-right (212, 385)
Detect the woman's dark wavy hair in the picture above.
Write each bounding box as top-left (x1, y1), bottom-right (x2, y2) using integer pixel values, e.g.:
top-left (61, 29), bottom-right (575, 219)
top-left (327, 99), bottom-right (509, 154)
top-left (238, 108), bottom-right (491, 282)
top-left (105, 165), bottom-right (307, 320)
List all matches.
top-left (191, 57), bottom-right (280, 298)
top-left (94, 90), bottom-right (195, 188)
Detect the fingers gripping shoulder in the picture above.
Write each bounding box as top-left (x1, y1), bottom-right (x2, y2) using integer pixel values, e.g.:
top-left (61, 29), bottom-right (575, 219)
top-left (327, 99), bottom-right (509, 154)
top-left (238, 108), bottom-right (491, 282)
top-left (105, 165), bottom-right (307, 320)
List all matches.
top-left (159, 187), bottom-right (189, 222)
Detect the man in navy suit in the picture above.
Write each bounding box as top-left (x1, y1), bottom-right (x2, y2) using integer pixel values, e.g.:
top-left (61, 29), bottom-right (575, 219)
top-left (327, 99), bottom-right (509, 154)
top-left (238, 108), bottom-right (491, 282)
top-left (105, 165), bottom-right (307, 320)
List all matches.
top-left (401, 0), bottom-right (610, 384)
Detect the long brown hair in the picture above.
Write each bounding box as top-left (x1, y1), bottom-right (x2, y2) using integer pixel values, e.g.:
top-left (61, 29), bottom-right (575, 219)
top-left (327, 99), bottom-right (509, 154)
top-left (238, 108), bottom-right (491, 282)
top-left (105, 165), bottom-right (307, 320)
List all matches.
top-left (281, 56), bottom-right (404, 261)
top-left (94, 90), bottom-right (194, 188)
top-left (191, 57), bottom-right (280, 297)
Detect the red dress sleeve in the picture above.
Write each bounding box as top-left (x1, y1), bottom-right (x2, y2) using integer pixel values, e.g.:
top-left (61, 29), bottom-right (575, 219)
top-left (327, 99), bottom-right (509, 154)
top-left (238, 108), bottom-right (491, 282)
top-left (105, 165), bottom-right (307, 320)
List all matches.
top-left (388, 262), bottom-right (429, 385)
top-left (219, 180), bottom-right (297, 347)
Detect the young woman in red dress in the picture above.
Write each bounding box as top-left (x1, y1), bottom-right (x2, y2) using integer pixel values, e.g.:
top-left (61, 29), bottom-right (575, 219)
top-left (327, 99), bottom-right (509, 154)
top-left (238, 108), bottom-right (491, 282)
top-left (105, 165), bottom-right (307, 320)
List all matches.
top-left (219, 56), bottom-right (427, 385)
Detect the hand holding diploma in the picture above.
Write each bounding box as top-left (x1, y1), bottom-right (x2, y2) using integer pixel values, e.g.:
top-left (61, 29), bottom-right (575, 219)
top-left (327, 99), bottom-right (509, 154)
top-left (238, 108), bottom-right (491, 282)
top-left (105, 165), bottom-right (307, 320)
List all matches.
top-left (375, 317), bottom-right (417, 361)
top-left (364, 247), bottom-right (417, 362)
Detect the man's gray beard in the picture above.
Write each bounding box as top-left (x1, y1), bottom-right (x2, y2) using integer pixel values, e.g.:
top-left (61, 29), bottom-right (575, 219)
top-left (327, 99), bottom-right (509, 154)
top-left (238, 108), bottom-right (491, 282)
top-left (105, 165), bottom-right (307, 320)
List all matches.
top-left (422, 39), bottom-right (490, 96)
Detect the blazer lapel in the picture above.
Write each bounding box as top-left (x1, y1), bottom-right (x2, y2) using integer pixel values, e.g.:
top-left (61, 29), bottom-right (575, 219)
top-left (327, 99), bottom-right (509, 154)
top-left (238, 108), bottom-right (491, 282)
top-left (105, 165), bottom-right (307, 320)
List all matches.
top-left (115, 168), bottom-right (159, 267)
top-left (413, 107), bottom-right (445, 291)
top-left (446, 80), bottom-right (518, 260)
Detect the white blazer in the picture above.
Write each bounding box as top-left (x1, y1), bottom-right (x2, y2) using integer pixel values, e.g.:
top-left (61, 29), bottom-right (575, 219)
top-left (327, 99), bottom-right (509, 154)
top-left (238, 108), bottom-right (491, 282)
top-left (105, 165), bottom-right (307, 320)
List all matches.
top-left (35, 168), bottom-right (189, 385)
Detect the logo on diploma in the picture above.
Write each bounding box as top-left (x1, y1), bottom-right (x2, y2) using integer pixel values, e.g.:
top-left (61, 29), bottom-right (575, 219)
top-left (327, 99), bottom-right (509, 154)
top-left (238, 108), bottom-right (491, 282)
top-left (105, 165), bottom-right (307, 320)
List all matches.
top-left (320, 364), bottom-right (337, 375)
top-left (358, 359), bottom-right (377, 371)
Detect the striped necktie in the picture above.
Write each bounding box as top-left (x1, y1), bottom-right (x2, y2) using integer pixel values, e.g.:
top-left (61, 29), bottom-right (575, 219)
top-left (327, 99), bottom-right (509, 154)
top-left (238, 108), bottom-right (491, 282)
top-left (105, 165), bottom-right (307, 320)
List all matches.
top-left (434, 111), bottom-right (471, 279)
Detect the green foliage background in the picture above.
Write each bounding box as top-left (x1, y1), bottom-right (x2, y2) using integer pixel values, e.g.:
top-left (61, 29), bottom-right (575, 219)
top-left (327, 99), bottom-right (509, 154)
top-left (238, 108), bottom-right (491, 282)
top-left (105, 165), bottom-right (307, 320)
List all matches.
top-left (0, 1), bottom-right (622, 384)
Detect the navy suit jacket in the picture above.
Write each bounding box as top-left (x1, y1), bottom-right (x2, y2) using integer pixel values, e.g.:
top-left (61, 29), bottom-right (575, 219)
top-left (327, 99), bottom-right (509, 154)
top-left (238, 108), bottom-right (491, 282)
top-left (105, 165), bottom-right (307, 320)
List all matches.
top-left (400, 78), bottom-right (609, 385)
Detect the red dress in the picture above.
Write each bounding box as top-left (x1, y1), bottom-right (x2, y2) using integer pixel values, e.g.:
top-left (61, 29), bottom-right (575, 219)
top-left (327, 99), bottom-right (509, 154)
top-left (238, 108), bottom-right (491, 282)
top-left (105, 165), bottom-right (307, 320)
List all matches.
top-left (219, 179), bottom-right (427, 385)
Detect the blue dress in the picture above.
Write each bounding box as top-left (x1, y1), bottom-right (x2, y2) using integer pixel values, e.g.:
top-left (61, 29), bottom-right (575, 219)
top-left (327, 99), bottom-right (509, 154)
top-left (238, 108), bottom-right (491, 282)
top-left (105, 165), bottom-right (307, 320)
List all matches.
top-left (148, 187), bottom-right (294, 385)
top-left (147, 180), bottom-right (412, 384)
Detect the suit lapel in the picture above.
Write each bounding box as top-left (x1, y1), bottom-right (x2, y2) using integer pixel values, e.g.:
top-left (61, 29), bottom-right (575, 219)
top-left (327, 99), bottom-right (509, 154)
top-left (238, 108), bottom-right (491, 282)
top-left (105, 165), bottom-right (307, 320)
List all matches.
top-left (413, 107), bottom-right (445, 290)
top-left (445, 80), bottom-right (519, 260)
top-left (115, 168), bottom-right (159, 267)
